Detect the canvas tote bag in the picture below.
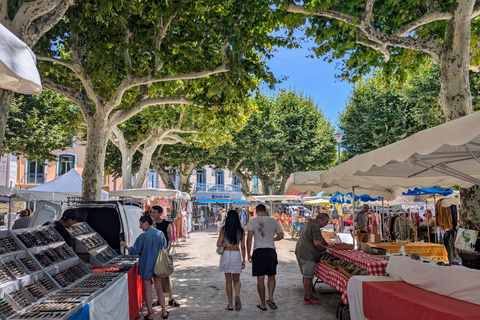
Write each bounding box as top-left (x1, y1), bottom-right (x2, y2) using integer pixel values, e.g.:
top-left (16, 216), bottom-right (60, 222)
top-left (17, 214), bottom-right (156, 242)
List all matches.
top-left (154, 247), bottom-right (174, 278)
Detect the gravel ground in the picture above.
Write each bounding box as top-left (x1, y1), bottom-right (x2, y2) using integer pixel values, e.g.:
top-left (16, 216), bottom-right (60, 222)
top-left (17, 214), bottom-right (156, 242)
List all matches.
top-left (136, 225), bottom-right (349, 320)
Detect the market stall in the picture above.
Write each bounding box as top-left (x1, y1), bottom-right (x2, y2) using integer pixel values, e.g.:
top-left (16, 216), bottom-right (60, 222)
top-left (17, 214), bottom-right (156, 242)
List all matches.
top-left (367, 242), bottom-right (448, 263)
top-left (347, 255), bottom-right (480, 320)
top-left (0, 224), bottom-right (130, 320)
top-left (315, 247), bottom-right (387, 307)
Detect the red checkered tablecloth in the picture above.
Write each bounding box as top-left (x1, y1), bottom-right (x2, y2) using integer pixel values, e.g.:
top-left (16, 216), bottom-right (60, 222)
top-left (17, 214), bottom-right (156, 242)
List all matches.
top-left (315, 263), bottom-right (349, 304)
top-left (327, 248), bottom-right (387, 276)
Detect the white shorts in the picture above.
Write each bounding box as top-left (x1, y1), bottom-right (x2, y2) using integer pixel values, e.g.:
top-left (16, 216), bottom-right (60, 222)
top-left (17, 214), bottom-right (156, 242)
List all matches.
top-left (216, 221), bottom-right (222, 227)
top-left (219, 250), bottom-right (242, 274)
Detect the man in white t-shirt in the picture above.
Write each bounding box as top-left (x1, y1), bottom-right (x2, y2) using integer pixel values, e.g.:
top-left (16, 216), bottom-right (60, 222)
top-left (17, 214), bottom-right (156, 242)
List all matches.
top-left (247, 204), bottom-right (284, 311)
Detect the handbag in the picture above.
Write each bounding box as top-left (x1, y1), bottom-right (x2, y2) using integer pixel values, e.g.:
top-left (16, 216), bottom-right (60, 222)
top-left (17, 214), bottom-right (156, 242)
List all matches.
top-left (216, 243), bottom-right (225, 255)
top-left (154, 248), bottom-right (174, 277)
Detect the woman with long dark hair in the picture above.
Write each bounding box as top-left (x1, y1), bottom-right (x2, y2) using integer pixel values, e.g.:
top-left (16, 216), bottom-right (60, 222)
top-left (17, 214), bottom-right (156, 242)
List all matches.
top-left (216, 209), bottom-right (246, 311)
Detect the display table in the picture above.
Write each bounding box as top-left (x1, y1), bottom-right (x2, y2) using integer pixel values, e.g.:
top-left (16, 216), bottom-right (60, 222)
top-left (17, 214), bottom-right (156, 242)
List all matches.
top-left (362, 280), bottom-right (480, 320)
top-left (315, 249), bottom-right (388, 304)
top-left (387, 255), bottom-right (480, 306)
top-left (327, 248), bottom-right (388, 276)
top-left (346, 276), bottom-right (398, 320)
top-left (315, 263), bottom-right (350, 304)
top-left (89, 274), bottom-right (129, 320)
top-left (368, 242), bottom-right (448, 263)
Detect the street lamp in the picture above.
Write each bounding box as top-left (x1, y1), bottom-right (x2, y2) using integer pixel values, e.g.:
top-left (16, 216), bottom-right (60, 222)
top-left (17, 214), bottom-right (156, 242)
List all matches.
top-left (334, 132), bottom-right (344, 164)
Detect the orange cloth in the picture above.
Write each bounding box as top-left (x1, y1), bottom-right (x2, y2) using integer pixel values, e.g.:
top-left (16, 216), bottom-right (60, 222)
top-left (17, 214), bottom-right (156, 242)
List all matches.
top-left (370, 243), bottom-right (448, 263)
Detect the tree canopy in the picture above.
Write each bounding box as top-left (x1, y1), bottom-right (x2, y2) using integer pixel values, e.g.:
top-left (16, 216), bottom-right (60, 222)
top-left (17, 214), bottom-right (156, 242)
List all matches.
top-left (4, 91), bottom-right (82, 162)
top-left (35, 0), bottom-right (292, 199)
top-left (285, 0), bottom-right (480, 120)
top-left (339, 65), bottom-right (480, 161)
top-left (213, 88), bottom-right (336, 195)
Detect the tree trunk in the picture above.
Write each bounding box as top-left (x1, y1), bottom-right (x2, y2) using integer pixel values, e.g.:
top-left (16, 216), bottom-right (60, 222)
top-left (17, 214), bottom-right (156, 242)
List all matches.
top-left (0, 89), bottom-right (14, 156)
top-left (120, 147), bottom-right (135, 189)
top-left (82, 116), bottom-right (109, 200)
top-left (154, 165), bottom-right (176, 190)
top-left (231, 168), bottom-right (251, 196)
top-left (438, 1), bottom-right (479, 231)
top-left (438, 21), bottom-right (473, 121)
top-left (459, 187), bottom-right (480, 230)
top-left (133, 148), bottom-right (156, 189)
top-left (178, 163), bottom-right (196, 193)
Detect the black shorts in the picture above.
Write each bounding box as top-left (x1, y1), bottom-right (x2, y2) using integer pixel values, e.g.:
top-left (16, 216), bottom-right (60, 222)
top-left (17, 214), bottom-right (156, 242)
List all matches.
top-left (252, 248), bottom-right (278, 277)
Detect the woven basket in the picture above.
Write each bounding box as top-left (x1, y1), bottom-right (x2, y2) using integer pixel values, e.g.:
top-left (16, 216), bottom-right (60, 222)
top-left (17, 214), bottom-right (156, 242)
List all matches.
top-left (337, 266), bottom-right (352, 278)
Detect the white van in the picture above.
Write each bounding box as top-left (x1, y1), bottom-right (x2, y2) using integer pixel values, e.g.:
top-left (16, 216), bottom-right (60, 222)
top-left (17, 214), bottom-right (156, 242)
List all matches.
top-left (30, 201), bottom-right (143, 253)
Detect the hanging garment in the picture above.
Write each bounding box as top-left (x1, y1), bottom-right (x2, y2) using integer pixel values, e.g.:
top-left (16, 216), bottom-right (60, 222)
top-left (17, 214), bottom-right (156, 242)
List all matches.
top-left (444, 230), bottom-right (455, 263)
top-left (436, 199), bottom-right (453, 230)
top-left (451, 205), bottom-right (458, 230)
top-left (394, 215), bottom-right (413, 241)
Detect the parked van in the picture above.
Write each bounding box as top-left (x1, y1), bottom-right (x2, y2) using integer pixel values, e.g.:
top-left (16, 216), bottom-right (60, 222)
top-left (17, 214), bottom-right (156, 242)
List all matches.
top-left (30, 201), bottom-right (143, 253)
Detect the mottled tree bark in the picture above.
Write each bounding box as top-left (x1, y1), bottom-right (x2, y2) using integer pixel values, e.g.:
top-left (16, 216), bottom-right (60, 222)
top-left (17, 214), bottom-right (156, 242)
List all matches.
top-left (0, 89), bottom-right (14, 157)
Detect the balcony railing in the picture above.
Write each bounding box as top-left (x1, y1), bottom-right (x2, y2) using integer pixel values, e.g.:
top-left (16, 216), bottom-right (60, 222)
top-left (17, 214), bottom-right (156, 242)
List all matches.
top-left (26, 173), bottom-right (46, 184)
top-left (195, 183), bottom-right (242, 193)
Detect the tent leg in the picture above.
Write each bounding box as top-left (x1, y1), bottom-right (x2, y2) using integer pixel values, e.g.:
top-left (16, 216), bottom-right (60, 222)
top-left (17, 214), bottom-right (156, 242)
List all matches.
top-left (7, 197), bottom-right (13, 230)
top-left (352, 187), bottom-right (356, 250)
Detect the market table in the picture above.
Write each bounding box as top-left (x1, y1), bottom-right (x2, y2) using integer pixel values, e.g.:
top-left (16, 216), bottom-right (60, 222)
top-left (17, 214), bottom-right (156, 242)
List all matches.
top-left (368, 242), bottom-right (448, 263)
top-left (362, 280), bottom-right (480, 320)
top-left (327, 248), bottom-right (388, 276)
top-left (315, 249), bottom-right (388, 305)
top-left (315, 263), bottom-right (350, 304)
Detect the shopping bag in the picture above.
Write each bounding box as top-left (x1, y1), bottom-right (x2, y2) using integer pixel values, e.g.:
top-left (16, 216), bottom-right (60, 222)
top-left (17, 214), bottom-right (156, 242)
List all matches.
top-left (154, 248), bottom-right (174, 277)
top-left (161, 276), bottom-right (171, 293)
top-left (455, 228), bottom-right (479, 252)
top-left (216, 243), bottom-right (225, 255)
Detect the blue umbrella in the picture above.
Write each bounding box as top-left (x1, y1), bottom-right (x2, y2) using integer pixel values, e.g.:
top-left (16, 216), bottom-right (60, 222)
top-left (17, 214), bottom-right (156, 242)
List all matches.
top-left (329, 191), bottom-right (379, 204)
top-left (402, 187), bottom-right (452, 196)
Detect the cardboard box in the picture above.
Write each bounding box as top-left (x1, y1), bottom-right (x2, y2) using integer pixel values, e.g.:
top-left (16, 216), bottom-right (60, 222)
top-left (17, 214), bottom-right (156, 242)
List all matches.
top-left (369, 234), bottom-right (381, 243)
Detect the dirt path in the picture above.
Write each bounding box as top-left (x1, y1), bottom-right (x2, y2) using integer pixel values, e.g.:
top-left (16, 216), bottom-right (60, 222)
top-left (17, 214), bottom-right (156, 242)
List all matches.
top-left (138, 226), bottom-right (346, 320)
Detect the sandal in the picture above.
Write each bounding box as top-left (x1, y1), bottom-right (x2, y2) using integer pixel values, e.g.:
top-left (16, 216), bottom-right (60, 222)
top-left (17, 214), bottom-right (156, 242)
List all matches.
top-left (169, 299), bottom-right (181, 307)
top-left (226, 306), bottom-right (234, 311)
top-left (162, 311), bottom-right (169, 319)
top-left (144, 312), bottom-right (154, 320)
top-left (257, 304), bottom-right (267, 311)
top-left (266, 300), bottom-right (278, 310)
top-left (152, 300), bottom-right (160, 307)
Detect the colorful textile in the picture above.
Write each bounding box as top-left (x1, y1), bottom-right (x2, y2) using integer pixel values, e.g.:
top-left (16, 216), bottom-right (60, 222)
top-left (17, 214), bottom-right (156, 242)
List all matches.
top-left (394, 215), bottom-right (413, 241)
top-left (370, 243), bottom-right (448, 263)
top-left (362, 281), bottom-right (480, 320)
top-left (327, 248), bottom-right (388, 276)
top-left (315, 263), bottom-right (349, 304)
top-left (435, 199), bottom-right (453, 230)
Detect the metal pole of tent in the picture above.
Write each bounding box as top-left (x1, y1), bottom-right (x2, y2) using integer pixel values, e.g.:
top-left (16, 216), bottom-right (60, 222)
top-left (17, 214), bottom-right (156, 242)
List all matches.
top-left (7, 197), bottom-right (13, 230)
top-left (426, 199), bottom-right (430, 243)
top-left (433, 194), bottom-right (437, 243)
top-left (381, 198), bottom-right (385, 241)
top-left (352, 187), bottom-right (356, 249)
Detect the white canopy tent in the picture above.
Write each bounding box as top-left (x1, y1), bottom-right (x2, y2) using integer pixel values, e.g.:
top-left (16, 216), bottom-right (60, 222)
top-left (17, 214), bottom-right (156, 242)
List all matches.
top-left (0, 23), bottom-right (41, 94)
top-left (245, 195), bottom-right (302, 202)
top-left (28, 169), bottom-right (109, 200)
top-left (17, 190), bottom-right (69, 202)
top-left (316, 111), bottom-right (480, 190)
top-left (0, 185), bottom-right (30, 229)
top-left (109, 188), bottom-right (183, 200)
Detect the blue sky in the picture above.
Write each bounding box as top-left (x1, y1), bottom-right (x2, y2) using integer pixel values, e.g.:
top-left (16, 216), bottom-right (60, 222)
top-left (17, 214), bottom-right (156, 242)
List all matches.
top-left (263, 40), bottom-right (353, 126)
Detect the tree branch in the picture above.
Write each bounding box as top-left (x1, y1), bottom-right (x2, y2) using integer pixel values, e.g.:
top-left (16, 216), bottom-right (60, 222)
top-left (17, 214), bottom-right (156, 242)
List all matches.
top-left (36, 54), bottom-right (78, 72)
top-left (473, 2), bottom-right (480, 18)
top-left (105, 64), bottom-right (228, 113)
top-left (109, 97), bottom-right (201, 127)
top-left (155, 10), bottom-right (178, 72)
top-left (124, 30), bottom-right (133, 74)
top-left (286, 2), bottom-right (441, 61)
top-left (42, 76), bottom-right (94, 118)
top-left (12, 0), bottom-right (61, 37)
top-left (22, 0), bottom-right (74, 46)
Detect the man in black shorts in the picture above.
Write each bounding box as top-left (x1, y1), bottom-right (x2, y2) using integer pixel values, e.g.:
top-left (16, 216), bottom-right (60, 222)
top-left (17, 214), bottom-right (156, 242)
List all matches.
top-left (247, 204), bottom-right (284, 311)
top-left (151, 205), bottom-right (181, 308)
